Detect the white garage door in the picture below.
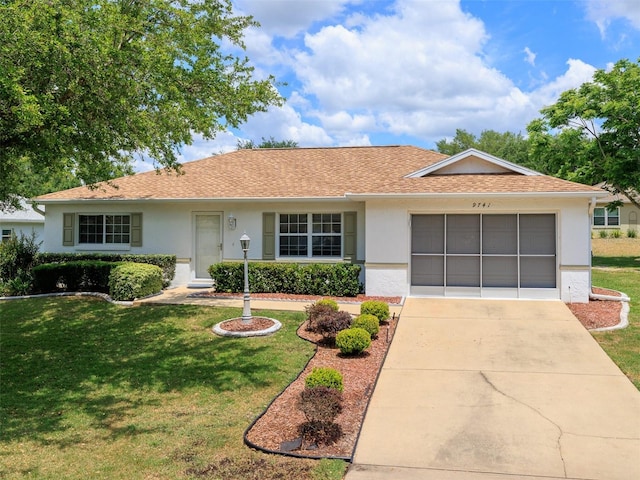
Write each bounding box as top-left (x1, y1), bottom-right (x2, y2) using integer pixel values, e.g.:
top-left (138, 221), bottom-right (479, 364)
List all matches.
top-left (410, 214), bottom-right (557, 298)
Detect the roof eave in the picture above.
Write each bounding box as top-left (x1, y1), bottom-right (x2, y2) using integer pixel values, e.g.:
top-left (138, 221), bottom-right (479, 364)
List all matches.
top-left (345, 190), bottom-right (609, 200)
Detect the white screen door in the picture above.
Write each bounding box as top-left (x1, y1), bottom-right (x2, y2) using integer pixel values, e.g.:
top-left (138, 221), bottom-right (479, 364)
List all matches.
top-left (195, 214), bottom-right (221, 279)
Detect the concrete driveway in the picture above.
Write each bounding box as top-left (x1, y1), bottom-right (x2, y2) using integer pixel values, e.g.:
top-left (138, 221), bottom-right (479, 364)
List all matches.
top-left (346, 298), bottom-right (640, 480)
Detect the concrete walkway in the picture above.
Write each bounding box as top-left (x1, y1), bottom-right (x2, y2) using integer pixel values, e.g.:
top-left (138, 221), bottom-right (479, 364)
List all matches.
top-left (138, 285), bottom-right (403, 317)
top-left (346, 298), bottom-right (640, 480)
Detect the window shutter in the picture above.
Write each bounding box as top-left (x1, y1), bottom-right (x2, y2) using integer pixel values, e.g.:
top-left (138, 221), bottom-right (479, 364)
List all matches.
top-left (62, 213), bottom-right (75, 246)
top-left (262, 212), bottom-right (276, 260)
top-left (343, 211), bottom-right (357, 262)
top-left (130, 213), bottom-right (143, 247)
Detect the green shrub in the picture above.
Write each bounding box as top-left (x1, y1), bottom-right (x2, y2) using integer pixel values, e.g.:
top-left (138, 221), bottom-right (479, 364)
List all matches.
top-left (315, 298), bottom-right (339, 311)
top-left (208, 262), bottom-right (362, 297)
top-left (611, 229), bottom-right (622, 238)
top-left (627, 229), bottom-right (637, 238)
top-left (36, 253), bottom-right (175, 287)
top-left (314, 310), bottom-right (352, 343)
top-left (598, 229), bottom-right (608, 238)
top-left (305, 367), bottom-right (343, 392)
top-left (108, 262), bottom-right (163, 301)
top-left (0, 231), bottom-right (40, 294)
top-left (336, 328), bottom-right (371, 355)
top-left (351, 313), bottom-right (380, 338)
top-left (360, 300), bottom-right (390, 323)
top-left (32, 260), bottom-right (116, 294)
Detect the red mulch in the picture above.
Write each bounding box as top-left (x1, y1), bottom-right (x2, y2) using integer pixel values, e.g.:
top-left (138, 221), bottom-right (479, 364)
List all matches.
top-left (566, 287), bottom-right (624, 330)
top-left (219, 317), bottom-right (275, 332)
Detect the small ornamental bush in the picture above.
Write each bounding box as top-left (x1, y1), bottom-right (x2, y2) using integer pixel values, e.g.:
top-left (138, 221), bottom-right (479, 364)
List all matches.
top-left (351, 314), bottom-right (380, 338)
top-left (360, 300), bottom-right (390, 323)
top-left (598, 229), bottom-right (608, 238)
top-left (314, 310), bottom-right (352, 343)
top-left (611, 229), bottom-right (622, 238)
top-left (628, 229), bottom-right (638, 238)
top-left (298, 420), bottom-right (343, 446)
top-left (305, 303), bottom-right (338, 332)
top-left (305, 367), bottom-right (344, 392)
top-left (108, 262), bottom-right (163, 301)
top-left (298, 386), bottom-right (343, 423)
top-left (336, 328), bottom-right (371, 355)
top-left (315, 298), bottom-right (339, 311)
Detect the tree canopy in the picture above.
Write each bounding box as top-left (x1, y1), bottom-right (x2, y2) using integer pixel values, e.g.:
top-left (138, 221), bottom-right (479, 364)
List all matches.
top-left (236, 137), bottom-right (299, 149)
top-left (436, 129), bottom-right (531, 168)
top-left (0, 0), bottom-right (283, 210)
top-left (527, 58), bottom-right (640, 208)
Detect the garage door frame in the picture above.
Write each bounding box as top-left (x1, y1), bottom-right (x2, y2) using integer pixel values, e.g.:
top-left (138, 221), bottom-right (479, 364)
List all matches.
top-left (410, 213), bottom-right (559, 299)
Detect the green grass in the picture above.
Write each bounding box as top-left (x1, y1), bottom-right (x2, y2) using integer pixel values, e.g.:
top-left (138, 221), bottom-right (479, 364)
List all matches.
top-left (592, 256), bottom-right (640, 268)
top-left (591, 264), bottom-right (640, 389)
top-left (0, 297), bottom-right (346, 480)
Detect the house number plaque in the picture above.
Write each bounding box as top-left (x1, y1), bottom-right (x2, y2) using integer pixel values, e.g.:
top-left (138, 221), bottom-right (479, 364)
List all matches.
top-left (472, 202), bottom-right (492, 208)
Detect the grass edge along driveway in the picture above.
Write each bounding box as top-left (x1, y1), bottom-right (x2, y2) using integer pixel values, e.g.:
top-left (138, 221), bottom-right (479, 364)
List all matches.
top-left (0, 297), bottom-right (346, 480)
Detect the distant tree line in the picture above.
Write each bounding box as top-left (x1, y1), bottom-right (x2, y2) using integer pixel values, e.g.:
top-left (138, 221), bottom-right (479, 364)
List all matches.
top-left (437, 58), bottom-right (640, 208)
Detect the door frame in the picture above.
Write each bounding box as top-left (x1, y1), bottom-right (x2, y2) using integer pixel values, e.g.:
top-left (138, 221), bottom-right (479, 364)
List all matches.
top-left (191, 211), bottom-right (223, 281)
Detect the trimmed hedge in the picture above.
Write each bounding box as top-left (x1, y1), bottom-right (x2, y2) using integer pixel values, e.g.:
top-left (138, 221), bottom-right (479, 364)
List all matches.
top-left (209, 262), bottom-right (361, 297)
top-left (32, 260), bottom-right (117, 294)
top-left (36, 253), bottom-right (175, 288)
top-left (108, 262), bottom-right (163, 301)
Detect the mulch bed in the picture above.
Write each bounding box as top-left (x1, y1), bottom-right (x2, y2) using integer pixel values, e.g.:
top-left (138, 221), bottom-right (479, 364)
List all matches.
top-left (566, 287), bottom-right (624, 330)
top-left (219, 317), bottom-right (275, 332)
top-left (245, 317), bottom-right (398, 459)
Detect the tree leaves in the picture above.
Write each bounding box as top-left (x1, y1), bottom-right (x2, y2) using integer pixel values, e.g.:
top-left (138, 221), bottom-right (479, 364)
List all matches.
top-left (0, 0), bottom-right (283, 209)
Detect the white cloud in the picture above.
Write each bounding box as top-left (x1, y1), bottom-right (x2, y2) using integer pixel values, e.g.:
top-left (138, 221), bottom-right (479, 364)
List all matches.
top-left (530, 59), bottom-right (597, 109)
top-left (585, 0), bottom-right (640, 37)
top-left (235, 0), bottom-right (352, 38)
top-left (240, 104), bottom-right (333, 146)
top-left (523, 47), bottom-right (536, 66)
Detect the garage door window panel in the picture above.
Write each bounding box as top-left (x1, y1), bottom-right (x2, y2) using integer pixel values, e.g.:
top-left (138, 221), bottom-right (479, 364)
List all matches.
top-left (447, 256), bottom-right (480, 287)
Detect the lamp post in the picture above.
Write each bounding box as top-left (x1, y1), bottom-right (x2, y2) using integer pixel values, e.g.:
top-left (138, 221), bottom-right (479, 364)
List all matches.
top-left (240, 233), bottom-right (252, 324)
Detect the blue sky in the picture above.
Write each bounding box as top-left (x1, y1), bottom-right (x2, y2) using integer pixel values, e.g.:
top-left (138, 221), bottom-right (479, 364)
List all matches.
top-left (159, 0), bottom-right (640, 168)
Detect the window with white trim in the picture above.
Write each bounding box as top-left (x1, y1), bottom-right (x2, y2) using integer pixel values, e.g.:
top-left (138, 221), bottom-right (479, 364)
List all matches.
top-left (278, 213), bottom-right (342, 257)
top-left (1, 228), bottom-right (13, 243)
top-left (79, 214), bottom-right (131, 244)
top-left (593, 207), bottom-right (620, 227)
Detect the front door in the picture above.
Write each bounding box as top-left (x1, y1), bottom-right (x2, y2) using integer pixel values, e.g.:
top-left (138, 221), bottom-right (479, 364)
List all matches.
top-left (195, 214), bottom-right (221, 279)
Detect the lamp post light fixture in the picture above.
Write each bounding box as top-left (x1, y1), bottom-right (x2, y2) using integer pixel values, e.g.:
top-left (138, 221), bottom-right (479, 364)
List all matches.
top-left (240, 233), bottom-right (252, 324)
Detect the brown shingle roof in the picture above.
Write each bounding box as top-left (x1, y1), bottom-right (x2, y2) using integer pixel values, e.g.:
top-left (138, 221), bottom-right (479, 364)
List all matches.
top-left (36, 146), bottom-right (603, 201)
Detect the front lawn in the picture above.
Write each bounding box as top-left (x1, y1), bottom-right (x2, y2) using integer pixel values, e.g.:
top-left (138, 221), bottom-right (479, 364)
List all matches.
top-left (0, 297), bottom-right (346, 480)
top-left (590, 267), bottom-right (640, 390)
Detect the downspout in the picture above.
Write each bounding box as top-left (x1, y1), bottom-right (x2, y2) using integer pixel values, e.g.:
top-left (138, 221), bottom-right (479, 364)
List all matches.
top-left (31, 202), bottom-right (45, 217)
top-left (587, 196), bottom-right (630, 303)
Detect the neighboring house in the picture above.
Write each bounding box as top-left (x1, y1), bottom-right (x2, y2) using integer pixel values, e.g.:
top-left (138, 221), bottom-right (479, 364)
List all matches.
top-left (592, 184), bottom-right (640, 235)
top-left (0, 199), bottom-right (45, 244)
top-left (35, 147), bottom-right (606, 303)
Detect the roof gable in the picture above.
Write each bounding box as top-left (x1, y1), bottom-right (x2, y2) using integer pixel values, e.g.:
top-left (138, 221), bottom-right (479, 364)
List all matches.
top-left (405, 148), bottom-right (541, 177)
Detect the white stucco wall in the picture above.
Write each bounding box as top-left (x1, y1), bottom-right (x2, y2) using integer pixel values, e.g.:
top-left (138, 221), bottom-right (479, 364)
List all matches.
top-left (41, 200), bottom-right (365, 287)
top-left (0, 222), bottom-right (44, 243)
